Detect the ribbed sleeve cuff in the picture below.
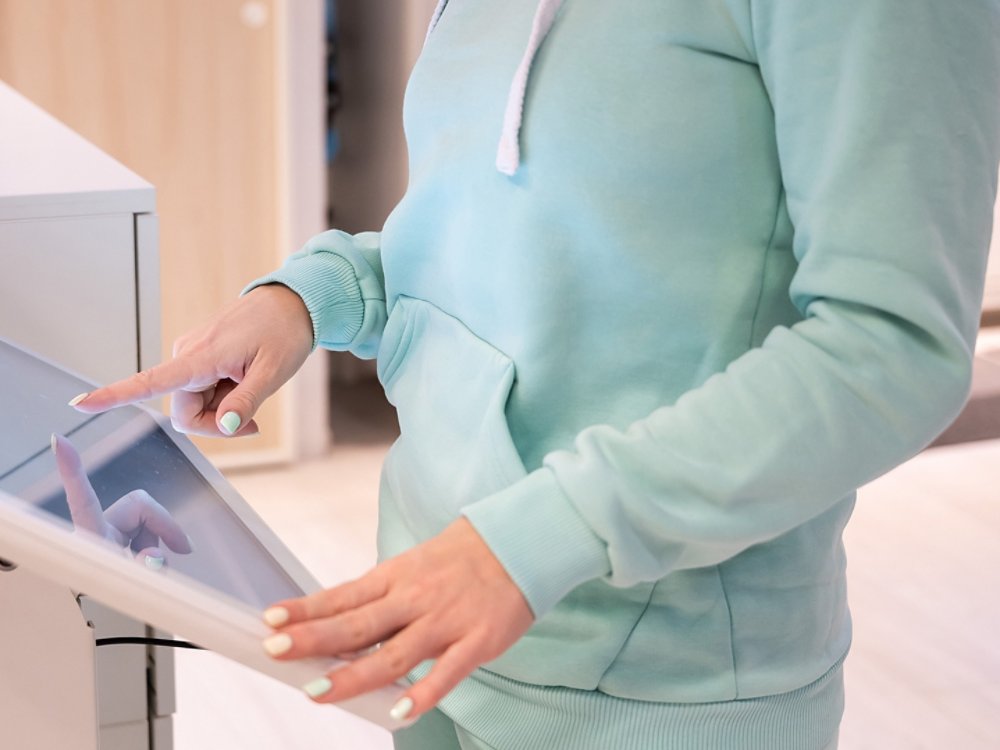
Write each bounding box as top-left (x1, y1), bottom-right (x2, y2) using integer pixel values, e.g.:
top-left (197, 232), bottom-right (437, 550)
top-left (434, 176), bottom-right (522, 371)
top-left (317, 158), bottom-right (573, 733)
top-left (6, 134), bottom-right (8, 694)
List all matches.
top-left (243, 252), bottom-right (365, 351)
top-left (461, 469), bottom-right (610, 619)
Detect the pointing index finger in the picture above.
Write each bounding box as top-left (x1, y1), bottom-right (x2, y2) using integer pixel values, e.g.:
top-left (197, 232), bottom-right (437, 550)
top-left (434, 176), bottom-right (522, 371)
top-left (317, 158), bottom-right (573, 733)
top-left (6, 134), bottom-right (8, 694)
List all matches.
top-left (70, 357), bottom-right (206, 413)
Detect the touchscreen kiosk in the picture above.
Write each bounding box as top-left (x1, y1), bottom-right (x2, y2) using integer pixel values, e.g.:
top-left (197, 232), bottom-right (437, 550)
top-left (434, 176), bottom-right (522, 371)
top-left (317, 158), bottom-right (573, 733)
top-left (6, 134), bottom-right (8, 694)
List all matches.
top-left (0, 336), bottom-right (405, 730)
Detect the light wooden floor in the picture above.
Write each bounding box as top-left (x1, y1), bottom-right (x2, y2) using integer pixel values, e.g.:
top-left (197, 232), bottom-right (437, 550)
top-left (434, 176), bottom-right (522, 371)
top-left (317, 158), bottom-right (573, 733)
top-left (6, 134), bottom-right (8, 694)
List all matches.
top-left (172, 433), bottom-right (1000, 749)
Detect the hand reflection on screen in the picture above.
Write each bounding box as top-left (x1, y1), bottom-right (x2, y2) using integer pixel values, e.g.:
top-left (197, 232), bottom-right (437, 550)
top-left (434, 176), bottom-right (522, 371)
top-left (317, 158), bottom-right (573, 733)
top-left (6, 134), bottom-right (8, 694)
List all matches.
top-left (50, 434), bottom-right (193, 570)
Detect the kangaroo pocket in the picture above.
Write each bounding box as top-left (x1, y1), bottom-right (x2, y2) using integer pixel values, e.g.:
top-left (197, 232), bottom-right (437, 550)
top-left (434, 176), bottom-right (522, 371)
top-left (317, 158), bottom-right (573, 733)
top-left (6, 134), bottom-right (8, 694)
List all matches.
top-left (377, 296), bottom-right (527, 541)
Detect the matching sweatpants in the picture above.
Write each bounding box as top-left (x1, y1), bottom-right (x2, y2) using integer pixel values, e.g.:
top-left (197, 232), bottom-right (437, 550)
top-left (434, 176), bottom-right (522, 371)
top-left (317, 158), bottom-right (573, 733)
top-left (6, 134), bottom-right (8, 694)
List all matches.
top-left (393, 708), bottom-right (840, 750)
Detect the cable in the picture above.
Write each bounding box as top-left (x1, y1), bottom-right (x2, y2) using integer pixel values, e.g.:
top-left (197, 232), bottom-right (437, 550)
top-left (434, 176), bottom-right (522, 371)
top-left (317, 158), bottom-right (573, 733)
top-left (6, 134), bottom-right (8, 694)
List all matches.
top-left (95, 636), bottom-right (204, 650)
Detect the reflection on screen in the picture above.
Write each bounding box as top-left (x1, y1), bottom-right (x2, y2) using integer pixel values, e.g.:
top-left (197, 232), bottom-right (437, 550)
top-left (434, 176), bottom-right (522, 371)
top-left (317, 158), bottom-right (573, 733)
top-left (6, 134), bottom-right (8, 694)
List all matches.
top-left (0, 338), bottom-right (307, 610)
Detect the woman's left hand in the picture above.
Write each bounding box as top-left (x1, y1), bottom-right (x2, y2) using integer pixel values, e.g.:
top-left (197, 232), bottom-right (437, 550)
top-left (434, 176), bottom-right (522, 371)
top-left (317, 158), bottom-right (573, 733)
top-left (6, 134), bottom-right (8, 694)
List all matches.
top-left (260, 518), bottom-right (534, 721)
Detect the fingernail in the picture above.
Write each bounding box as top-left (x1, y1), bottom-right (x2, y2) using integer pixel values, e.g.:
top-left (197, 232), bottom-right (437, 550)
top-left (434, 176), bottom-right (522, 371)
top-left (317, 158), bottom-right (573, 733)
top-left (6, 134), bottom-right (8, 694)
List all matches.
top-left (68, 393), bottom-right (89, 407)
top-left (185, 534), bottom-right (196, 552)
top-left (145, 554), bottom-right (165, 571)
top-left (390, 696), bottom-right (414, 722)
top-left (220, 411), bottom-right (242, 435)
top-left (262, 632), bottom-right (293, 656)
top-left (303, 677), bottom-right (333, 699)
top-left (50, 433), bottom-right (58, 453)
top-left (263, 606), bottom-right (290, 627)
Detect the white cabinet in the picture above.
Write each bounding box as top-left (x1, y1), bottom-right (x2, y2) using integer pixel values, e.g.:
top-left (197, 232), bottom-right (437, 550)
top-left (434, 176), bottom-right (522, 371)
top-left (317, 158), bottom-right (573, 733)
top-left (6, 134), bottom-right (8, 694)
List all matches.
top-left (0, 80), bottom-right (170, 750)
top-left (0, 82), bottom-right (159, 381)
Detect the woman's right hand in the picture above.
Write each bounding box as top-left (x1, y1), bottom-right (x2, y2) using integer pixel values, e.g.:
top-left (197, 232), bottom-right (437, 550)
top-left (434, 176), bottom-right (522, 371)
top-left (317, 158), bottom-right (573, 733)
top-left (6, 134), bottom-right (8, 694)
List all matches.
top-left (69, 284), bottom-right (314, 437)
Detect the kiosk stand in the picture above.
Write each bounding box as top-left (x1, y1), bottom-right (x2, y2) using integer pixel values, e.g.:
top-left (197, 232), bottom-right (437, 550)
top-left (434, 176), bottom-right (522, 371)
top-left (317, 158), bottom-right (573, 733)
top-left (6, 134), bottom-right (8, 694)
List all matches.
top-left (0, 80), bottom-right (170, 749)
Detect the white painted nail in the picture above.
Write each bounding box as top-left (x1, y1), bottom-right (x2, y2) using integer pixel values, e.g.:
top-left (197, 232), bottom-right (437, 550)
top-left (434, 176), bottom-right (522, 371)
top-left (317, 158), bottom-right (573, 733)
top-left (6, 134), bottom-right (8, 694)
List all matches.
top-left (263, 606), bottom-right (290, 627)
top-left (262, 633), bottom-right (293, 656)
top-left (145, 554), bottom-right (165, 571)
top-left (390, 696), bottom-right (414, 722)
top-left (68, 393), bottom-right (89, 407)
top-left (303, 677), bottom-right (333, 699)
top-left (50, 433), bottom-right (58, 453)
top-left (219, 411), bottom-right (242, 435)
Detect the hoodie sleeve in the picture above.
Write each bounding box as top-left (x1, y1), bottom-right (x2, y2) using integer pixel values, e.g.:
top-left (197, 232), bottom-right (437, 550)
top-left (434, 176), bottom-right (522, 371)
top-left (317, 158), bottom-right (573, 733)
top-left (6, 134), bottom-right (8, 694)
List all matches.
top-left (462, 0), bottom-right (1000, 618)
top-left (243, 230), bottom-right (387, 359)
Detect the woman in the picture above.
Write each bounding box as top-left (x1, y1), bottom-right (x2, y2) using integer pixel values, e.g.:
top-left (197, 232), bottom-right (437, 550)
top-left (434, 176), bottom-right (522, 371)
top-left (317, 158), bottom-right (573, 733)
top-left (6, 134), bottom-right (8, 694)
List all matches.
top-left (73, 1), bottom-right (1000, 748)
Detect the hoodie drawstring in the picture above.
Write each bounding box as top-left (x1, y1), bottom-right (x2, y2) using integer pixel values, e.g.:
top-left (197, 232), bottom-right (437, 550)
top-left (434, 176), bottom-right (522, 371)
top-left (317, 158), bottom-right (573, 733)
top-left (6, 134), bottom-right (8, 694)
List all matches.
top-left (496, 0), bottom-right (564, 176)
top-left (424, 0), bottom-right (450, 47)
top-left (425, 0), bottom-right (565, 177)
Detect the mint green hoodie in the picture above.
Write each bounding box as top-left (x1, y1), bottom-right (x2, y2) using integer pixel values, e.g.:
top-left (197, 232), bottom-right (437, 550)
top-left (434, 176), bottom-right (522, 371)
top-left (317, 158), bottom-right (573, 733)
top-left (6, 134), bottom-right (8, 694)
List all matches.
top-left (250, 1), bottom-right (1000, 746)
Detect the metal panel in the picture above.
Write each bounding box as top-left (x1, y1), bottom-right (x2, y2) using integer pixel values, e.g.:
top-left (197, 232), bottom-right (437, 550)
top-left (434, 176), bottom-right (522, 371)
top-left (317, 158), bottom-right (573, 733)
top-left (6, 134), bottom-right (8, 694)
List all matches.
top-left (79, 599), bottom-right (149, 728)
top-left (98, 720), bottom-right (149, 750)
top-left (135, 213), bottom-right (162, 373)
top-left (0, 214), bottom-right (138, 384)
top-left (149, 627), bottom-right (177, 719)
top-left (151, 716), bottom-right (174, 750)
top-left (0, 567), bottom-right (99, 750)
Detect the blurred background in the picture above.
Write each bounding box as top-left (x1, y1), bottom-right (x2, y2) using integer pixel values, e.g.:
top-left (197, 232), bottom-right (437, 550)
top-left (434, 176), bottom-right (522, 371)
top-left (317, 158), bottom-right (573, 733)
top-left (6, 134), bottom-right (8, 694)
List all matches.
top-left (0, 1), bottom-right (998, 748)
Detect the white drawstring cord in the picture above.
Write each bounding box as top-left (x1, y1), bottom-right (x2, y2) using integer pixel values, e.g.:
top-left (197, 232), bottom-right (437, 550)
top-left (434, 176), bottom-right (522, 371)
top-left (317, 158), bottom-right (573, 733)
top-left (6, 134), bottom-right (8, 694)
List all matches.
top-left (423, 0), bottom-right (565, 176)
top-left (424, 0), bottom-right (449, 46)
top-left (496, 0), bottom-right (564, 176)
